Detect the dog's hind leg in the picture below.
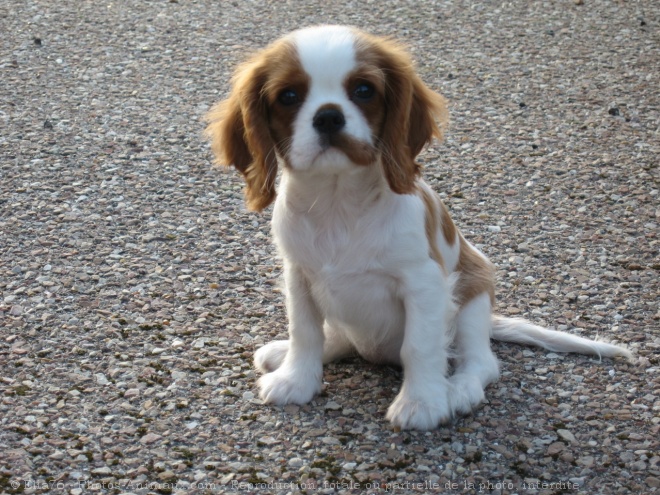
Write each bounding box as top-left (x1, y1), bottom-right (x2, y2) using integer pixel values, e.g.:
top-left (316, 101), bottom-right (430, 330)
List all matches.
top-left (449, 292), bottom-right (500, 415)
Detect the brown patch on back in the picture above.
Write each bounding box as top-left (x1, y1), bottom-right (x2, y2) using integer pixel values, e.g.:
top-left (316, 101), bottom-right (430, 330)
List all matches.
top-left (455, 235), bottom-right (495, 307)
top-left (438, 199), bottom-right (457, 248)
top-left (416, 181), bottom-right (495, 307)
top-left (416, 183), bottom-right (445, 270)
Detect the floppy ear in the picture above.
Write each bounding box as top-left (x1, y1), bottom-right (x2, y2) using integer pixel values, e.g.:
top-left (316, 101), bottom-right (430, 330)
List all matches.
top-left (378, 42), bottom-right (448, 194)
top-left (407, 75), bottom-right (448, 160)
top-left (205, 57), bottom-right (278, 212)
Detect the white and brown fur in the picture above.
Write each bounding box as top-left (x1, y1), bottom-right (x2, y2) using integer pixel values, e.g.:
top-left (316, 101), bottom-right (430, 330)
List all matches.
top-left (205, 25), bottom-right (632, 430)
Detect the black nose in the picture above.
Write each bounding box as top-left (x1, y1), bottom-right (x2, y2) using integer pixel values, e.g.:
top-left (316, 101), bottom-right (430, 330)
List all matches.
top-left (313, 108), bottom-right (345, 135)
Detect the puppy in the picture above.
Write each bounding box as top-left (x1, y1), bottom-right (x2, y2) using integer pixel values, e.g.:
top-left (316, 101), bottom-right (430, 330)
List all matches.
top-left (205, 25), bottom-right (631, 430)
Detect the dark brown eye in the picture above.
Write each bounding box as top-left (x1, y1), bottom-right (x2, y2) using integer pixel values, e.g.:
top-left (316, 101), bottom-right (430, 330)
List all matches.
top-left (352, 83), bottom-right (375, 102)
top-left (278, 89), bottom-right (300, 106)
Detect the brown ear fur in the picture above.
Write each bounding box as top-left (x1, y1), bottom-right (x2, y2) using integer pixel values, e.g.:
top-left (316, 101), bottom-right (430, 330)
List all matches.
top-left (205, 54), bottom-right (278, 212)
top-left (370, 38), bottom-right (448, 194)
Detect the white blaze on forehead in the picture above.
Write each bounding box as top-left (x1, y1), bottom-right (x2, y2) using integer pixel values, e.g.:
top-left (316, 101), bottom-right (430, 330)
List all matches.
top-left (290, 25), bottom-right (357, 84)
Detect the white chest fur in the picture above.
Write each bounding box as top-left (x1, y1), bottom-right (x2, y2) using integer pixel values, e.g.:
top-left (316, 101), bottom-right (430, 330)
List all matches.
top-left (272, 169), bottom-right (439, 362)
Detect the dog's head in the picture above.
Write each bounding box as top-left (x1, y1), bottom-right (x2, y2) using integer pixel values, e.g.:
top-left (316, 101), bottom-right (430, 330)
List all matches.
top-left (205, 25), bottom-right (448, 211)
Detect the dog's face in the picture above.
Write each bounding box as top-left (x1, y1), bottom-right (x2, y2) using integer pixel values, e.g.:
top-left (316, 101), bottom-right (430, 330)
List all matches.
top-left (205, 25), bottom-right (448, 211)
top-left (270, 26), bottom-right (381, 174)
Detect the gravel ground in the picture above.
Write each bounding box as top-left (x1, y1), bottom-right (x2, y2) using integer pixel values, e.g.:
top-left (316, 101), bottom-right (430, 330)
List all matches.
top-left (1, 1), bottom-right (658, 494)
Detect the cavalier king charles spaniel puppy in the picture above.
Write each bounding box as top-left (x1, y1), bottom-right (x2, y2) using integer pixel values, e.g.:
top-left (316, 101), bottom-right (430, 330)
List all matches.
top-left (205, 25), bottom-right (631, 430)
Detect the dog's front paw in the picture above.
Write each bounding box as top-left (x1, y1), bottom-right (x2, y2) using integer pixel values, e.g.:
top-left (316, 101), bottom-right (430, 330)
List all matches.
top-left (257, 364), bottom-right (322, 405)
top-left (386, 384), bottom-right (452, 430)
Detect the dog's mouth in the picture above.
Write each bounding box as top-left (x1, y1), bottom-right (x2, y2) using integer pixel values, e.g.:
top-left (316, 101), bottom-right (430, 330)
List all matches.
top-left (318, 133), bottom-right (377, 166)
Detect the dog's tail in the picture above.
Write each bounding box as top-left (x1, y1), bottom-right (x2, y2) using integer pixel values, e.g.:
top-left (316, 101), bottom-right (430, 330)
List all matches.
top-left (491, 315), bottom-right (633, 361)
